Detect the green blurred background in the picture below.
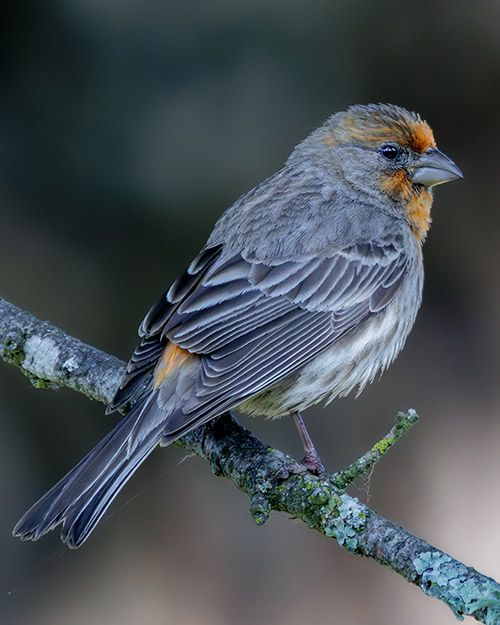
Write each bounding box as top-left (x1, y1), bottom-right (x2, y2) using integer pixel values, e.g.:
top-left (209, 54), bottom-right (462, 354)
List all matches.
top-left (1, 1), bottom-right (500, 624)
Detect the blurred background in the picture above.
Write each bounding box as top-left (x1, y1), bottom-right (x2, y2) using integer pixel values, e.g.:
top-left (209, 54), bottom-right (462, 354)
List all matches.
top-left (1, 1), bottom-right (500, 623)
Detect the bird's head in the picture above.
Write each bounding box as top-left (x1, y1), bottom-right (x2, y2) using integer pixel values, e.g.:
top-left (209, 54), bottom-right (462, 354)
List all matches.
top-left (317, 103), bottom-right (462, 242)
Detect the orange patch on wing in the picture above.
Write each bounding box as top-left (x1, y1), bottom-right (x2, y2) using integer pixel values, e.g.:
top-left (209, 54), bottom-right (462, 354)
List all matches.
top-left (153, 343), bottom-right (191, 388)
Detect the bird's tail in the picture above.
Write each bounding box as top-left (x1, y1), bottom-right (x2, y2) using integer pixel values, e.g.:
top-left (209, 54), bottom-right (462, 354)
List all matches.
top-left (13, 391), bottom-right (167, 548)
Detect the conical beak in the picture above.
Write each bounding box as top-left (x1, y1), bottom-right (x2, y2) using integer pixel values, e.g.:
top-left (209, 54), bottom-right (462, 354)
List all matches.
top-left (411, 147), bottom-right (463, 187)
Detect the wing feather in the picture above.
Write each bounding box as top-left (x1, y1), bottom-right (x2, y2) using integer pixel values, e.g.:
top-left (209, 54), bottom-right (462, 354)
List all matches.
top-left (109, 245), bottom-right (223, 412)
top-left (110, 236), bottom-right (408, 426)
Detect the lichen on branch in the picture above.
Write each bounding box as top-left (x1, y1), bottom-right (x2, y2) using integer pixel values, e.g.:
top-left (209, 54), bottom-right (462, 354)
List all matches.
top-left (1, 294), bottom-right (499, 624)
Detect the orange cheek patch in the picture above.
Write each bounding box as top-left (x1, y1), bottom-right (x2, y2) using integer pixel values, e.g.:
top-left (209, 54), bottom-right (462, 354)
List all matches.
top-left (153, 343), bottom-right (192, 388)
top-left (406, 188), bottom-right (433, 242)
top-left (380, 169), bottom-right (412, 201)
top-left (380, 172), bottom-right (433, 243)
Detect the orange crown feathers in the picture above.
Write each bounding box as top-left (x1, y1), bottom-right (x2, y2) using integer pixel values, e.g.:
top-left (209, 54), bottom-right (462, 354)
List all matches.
top-left (328, 103), bottom-right (436, 153)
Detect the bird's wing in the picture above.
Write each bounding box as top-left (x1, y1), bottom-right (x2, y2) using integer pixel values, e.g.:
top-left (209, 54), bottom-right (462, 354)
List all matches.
top-left (111, 233), bottom-right (408, 429)
top-left (108, 245), bottom-right (223, 412)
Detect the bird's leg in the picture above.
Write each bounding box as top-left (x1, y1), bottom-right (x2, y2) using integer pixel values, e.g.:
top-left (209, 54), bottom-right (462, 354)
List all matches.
top-left (291, 411), bottom-right (326, 475)
top-left (273, 412), bottom-right (328, 481)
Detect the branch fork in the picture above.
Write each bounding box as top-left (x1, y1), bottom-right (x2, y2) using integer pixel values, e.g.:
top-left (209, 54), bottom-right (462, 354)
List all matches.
top-left (1, 295), bottom-right (499, 624)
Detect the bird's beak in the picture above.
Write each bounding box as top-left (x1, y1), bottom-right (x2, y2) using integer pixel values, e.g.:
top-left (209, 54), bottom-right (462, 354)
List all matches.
top-left (410, 147), bottom-right (463, 187)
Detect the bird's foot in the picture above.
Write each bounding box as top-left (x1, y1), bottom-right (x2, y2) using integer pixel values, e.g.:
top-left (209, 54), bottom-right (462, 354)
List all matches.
top-left (274, 452), bottom-right (327, 481)
top-left (300, 451), bottom-right (327, 476)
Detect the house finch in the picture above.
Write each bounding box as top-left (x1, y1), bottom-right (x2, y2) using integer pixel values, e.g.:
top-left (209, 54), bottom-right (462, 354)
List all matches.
top-left (13, 103), bottom-right (462, 547)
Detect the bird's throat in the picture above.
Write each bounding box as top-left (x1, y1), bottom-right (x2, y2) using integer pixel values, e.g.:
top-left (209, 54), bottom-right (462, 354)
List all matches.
top-left (380, 170), bottom-right (433, 243)
top-left (405, 187), bottom-right (433, 243)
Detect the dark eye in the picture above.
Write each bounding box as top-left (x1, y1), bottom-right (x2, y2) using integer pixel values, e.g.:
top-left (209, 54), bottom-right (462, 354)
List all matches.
top-left (380, 144), bottom-right (400, 161)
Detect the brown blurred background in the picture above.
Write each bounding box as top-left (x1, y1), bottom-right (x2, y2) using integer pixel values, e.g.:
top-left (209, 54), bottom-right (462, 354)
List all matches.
top-left (1, 1), bottom-right (500, 624)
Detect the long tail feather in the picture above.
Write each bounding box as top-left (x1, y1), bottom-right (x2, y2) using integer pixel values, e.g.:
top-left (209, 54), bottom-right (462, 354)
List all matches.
top-left (13, 392), bottom-right (166, 548)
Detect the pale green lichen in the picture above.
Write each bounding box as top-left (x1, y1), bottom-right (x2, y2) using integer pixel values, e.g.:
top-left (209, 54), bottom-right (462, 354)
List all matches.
top-left (26, 374), bottom-right (57, 389)
top-left (2, 331), bottom-right (57, 389)
top-left (3, 335), bottom-right (26, 366)
top-left (332, 411), bottom-right (420, 490)
top-left (250, 493), bottom-right (271, 526)
top-left (324, 494), bottom-right (366, 551)
top-left (414, 551), bottom-right (453, 582)
top-left (413, 551), bottom-right (500, 623)
top-left (256, 480), bottom-right (273, 494)
top-left (374, 438), bottom-right (392, 454)
top-left (307, 487), bottom-right (329, 506)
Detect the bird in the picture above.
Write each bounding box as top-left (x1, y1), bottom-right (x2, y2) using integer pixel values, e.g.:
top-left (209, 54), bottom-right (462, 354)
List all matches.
top-left (13, 103), bottom-right (462, 548)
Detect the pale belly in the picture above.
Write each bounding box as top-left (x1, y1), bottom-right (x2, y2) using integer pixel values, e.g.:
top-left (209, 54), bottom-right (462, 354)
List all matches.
top-left (236, 267), bottom-right (422, 418)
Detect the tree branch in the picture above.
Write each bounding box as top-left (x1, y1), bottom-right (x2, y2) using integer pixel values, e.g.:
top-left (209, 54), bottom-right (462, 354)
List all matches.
top-left (331, 409), bottom-right (420, 490)
top-left (1, 295), bottom-right (499, 624)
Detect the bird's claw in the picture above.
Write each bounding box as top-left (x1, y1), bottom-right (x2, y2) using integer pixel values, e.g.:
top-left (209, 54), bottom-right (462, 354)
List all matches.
top-left (274, 453), bottom-right (327, 481)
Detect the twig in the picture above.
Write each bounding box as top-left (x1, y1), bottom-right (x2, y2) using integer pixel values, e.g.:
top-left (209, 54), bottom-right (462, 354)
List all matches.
top-left (331, 409), bottom-right (420, 489)
top-left (1, 295), bottom-right (499, 624)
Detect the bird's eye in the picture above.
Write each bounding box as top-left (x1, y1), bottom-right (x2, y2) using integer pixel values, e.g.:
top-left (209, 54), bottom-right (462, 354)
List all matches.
top-left (380, 144), bottom-right (400, 161)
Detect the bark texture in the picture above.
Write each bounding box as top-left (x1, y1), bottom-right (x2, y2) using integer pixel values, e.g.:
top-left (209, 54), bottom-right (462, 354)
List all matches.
top-left (1, 295), bottom-right (499, 624)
